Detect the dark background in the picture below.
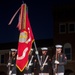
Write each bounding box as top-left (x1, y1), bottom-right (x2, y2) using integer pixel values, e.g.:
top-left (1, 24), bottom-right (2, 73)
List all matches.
top-left (0, 0), bottom-right (75, 43)
top-left (0, 0), bottom-right (53, 43)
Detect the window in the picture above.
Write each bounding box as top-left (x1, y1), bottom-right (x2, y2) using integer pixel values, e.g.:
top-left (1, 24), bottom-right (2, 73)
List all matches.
top-left (1, 55), bottom-right (4, 63)
top-left (64, 48), bottom-right (71, 60)
top-left (68, 23), bottom-right (75, 33)
top-left (59, 23), bottom-right (66, 33)
top-left (63, 43), bottom-right (72, 60)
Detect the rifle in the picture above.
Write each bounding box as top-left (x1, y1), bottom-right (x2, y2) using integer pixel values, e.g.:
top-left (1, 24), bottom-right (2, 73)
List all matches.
top-left (7, 51), bottom-right (11, 75)
top-left (54, 50), bottom-right (58, 75)
top-left (34, 41), bottom-right (41, 66)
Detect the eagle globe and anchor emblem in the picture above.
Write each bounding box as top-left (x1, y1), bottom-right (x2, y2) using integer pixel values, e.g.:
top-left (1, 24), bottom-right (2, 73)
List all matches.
top-left (17, 28), bottom-right (31, 60)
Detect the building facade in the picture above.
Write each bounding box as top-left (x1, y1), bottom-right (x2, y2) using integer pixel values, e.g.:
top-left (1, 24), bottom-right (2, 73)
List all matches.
top-left (53, 4), bottom-right (75, 75)
top-left (0, 50), bottom-right (9, 75)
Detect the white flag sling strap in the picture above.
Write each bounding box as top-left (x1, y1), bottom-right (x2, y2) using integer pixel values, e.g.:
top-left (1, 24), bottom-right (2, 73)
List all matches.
top-left (40, 55), bottom-right (49, 69)
top-left (39, 55), bottom-right (49, 75)
top-left (27, 55), bottom-right (34, 69)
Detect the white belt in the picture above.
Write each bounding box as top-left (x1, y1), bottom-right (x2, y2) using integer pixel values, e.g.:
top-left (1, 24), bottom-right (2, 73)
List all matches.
top-left (24, 74), bottom-right (32, 75)
top-left (55, 73), bottom-right (64, 75)
top-left (39, 73), bottom-right (49, 75)
top-left (11, 74), bottom-right (16, 75)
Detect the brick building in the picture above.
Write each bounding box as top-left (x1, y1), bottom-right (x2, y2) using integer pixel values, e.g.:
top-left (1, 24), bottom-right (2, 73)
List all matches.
top-left (53, 4), bottom-right (75, 75)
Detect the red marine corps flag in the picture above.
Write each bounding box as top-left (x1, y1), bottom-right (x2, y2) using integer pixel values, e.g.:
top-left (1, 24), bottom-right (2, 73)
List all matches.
top-left (8, 3), bottom-right (34, 72)
top-left (16, 4), bottom-right (34, 72)
top-left (8, 3), bottom-right (35, 73)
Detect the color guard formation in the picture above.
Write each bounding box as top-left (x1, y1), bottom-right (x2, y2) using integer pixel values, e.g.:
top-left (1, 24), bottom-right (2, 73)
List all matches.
top-left (7, 44), bottom-right (67, 75)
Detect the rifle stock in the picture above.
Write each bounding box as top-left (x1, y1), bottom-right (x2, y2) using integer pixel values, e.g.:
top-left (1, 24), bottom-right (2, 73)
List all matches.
top-left (8, 51), bottom-right (11, 75)
top-left (54, 50), bottom-right (58, 75)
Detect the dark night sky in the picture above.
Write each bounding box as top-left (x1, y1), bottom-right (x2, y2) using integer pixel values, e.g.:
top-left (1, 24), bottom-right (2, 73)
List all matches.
top-left (0, 0), bottom-right (75, 43)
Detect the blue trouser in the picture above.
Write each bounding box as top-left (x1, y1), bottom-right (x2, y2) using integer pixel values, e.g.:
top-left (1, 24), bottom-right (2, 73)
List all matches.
top-left (11, 66), bottom-right (16, 74)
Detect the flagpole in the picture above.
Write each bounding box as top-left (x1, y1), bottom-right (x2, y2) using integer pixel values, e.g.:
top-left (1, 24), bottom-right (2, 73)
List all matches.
top-left (33, 41), bottom-right (41, 66)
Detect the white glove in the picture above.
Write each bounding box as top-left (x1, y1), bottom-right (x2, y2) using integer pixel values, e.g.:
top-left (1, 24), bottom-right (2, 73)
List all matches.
top-left (55, 60), bottom-right (59, 64)
top-left (35, 51), bottom-right (38, 54)
top-left (29, 63), bottom-right (33, 66)
top-left (9, 70), bottom-right (12, 75)
top-left (8, 63), bottom-right (11, 66)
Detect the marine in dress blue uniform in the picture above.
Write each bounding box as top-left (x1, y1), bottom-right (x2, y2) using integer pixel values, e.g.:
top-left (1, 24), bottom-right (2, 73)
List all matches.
top-left (38, 47), bottom-right (51, 75)
top-left (24, 48), bottom-right (35, 75)
top-left (7, 48), bottom-right (17, 75)
top-left (52, 45), bottom-right (67, 75)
